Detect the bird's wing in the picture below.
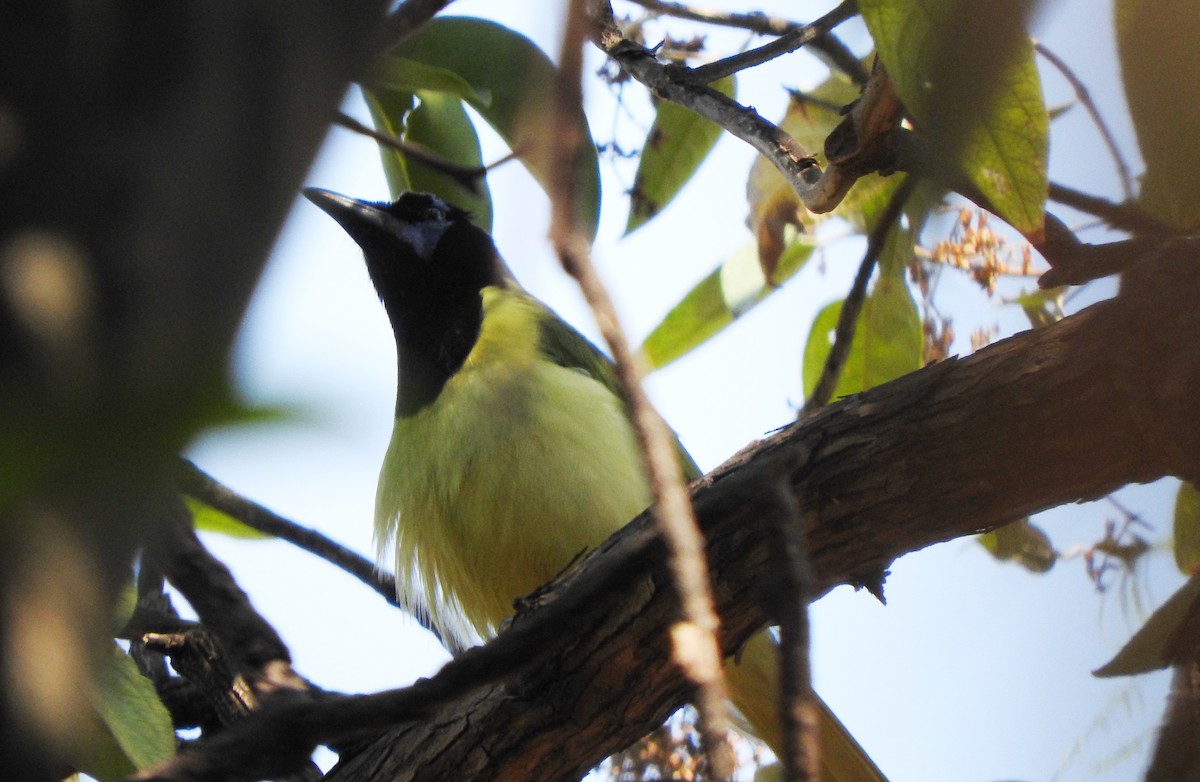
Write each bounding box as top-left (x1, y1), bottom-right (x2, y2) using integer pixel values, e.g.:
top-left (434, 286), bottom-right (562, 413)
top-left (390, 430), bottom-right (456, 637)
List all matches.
top-left (531, 295), bottom-right (702, 482)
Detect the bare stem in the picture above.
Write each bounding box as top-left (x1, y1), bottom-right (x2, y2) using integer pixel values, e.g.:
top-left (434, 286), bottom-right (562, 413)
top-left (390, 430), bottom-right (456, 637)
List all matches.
top-left (175, 460), bottom-right (456, 648)
top-left (767, 458), bottom-right (817, 782)
top-left (625, 0), bottom-right (867, 83)
top-left (688, 1), bottom-right (860, 84)
top-left (334, 112), bottom-right (489, 193)
top-left (553, 1), bottom-right (733, 777)
top-left (1035, 41), bottom-right (1135, 201)
top-left (800, 175), bottom-right (917, 415)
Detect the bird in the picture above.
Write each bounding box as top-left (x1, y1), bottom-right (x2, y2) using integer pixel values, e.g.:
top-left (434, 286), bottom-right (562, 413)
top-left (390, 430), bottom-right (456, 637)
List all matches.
top-left (303, 187), bottom-right (887, 782)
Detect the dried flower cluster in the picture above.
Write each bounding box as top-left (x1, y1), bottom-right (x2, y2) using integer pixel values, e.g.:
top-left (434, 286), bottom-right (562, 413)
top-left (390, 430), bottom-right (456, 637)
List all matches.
top-left (933, 208), bottom-right (1036, 294)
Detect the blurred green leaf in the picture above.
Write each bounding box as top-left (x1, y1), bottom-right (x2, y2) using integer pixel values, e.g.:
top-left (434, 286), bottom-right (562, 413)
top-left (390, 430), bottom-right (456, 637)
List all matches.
top-left (1117, 0), bottom-right (1200, 227)
top-left (185, 495), bottom-right (268, 540)
top-left (381, 16), bottom-right (601, 238)
top-left (81, 645), bottom-right (175, 779)
top-left (111, 581), bottom-right (138, 634)
top-left (1095, 573), bottom-right (1200, 677)
top-left (626, 76), bottom-right (735, 234)
top-left (802, 237), bottom-right (922, 399)
top-left (369, 57), bottom-right (490, 104)
top-left (410, 91), bottom-right (492, 229)
top-left (363, 58), bottom-right (493, 227)
top-left (363, 92), bottom-right (493, 228)
top-left (638, 235), bottom-right (816, 370)
top-left (979, 518), bottom-right (1056, 573)
top-left (859, 0), bottom-right (1047, 237)
top-left (362, 87), bottom-right (418, 199)
top-left (1175, 482), bottom-right (1200, 575)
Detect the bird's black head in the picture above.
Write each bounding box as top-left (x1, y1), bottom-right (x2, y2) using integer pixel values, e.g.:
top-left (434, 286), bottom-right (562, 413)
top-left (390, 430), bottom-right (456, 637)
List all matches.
top-left (304, 188), bottom-right (506, 414)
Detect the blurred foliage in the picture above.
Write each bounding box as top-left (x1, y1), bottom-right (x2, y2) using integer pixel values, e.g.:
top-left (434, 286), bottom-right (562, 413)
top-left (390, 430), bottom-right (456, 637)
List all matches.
top-left (978, 518), bottom-right (1057, 573)
top-left (365, 16), bottom-right (601, 237)
top-left (1117, 0), bottom-right (1200, 227)
top-left (1095, 573), bottom-right (1200, 677)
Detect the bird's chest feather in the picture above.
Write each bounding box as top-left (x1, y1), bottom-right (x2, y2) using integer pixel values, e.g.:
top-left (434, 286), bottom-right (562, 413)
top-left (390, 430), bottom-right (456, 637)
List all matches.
top-left (376, 293), bottom-right (651, 639)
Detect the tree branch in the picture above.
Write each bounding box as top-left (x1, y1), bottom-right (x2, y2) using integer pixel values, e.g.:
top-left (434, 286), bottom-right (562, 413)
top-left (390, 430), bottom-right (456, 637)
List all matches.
top-left (177, 460), bottom-right (405, 614)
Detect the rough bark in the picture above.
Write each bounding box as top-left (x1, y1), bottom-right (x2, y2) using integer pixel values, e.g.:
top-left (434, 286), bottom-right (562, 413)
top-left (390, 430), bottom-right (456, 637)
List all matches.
top-left (326, 240), bottom-right (1200, 781)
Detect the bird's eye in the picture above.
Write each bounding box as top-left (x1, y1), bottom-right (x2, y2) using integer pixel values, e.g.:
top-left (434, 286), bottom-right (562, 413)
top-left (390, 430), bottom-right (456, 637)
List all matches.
top-left (418, 206), bottom-right (446, 222)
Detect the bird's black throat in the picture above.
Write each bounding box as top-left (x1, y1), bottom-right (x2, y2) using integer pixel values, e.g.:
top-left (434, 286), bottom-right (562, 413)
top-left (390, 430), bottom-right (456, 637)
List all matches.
top-left (356, 199), bottom-right (505, 419)
top-left (390, 288), bottom-right (484, 418)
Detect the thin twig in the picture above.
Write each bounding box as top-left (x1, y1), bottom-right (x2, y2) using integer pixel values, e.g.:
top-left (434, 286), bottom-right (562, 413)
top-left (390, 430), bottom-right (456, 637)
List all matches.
top-left (800, 175), bottom-right (918, 415)
top-left (1034, 42), bottom-right (1135, 201)
top-left (177, 459), bottom-right (413, 614)
top-left (556, 1), bottom-right (733, 778)
top-left (1048, 181), bottom-right (1176, 236)
top-left (595, 5), bottom-right (867, 213)
top-left (625, 0), bottom-right (868, 83)
top-left (766, 455), bottom-right (817, 782)
top-left (688, 2), bottom-right (860, 84)
top-left (334, 112), bottom-right (490, 193)
top-left (628, 0), bottom-right (814, 36)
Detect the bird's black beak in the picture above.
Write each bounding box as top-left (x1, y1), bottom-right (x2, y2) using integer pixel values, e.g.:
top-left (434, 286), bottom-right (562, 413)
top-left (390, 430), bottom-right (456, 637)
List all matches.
top-left (303, 188), bottom-right (394, 248)
top-left (303, 187), bottom-right (451, 261)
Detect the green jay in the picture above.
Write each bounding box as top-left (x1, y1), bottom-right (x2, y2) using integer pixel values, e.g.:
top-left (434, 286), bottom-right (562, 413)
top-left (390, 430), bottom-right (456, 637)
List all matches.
top-left (304, 188), bottom-right (887, 782)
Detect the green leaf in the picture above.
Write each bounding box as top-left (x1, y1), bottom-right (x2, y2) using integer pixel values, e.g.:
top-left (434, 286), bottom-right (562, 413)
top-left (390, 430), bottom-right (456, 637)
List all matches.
top-left (626, 76), bottom-right (735, 234)
top-left (85, 644), bottom-right (175, 776)
top-left (802, 256), bottom-right (922, 400)
top-left (1175, 482), bottom-right (1200, 575)
top-left (185, 495), bottom-right (268, 540)
top-left (369, 57), bottom-right (490, 105)
top-left (363, 69), bottom-right (493, 227)
top-left (362, 87), bottom-right (418, 198)
top-left (858, 0), bottom-right (1048, 238)
top-left (1117, 0), bottom-right (1200, 227)
top-left (381, 17), bottom-right (601, 238)
top-left (1095, 573), bottom-right (1200, 677)
top-left (978, 518), bottom-right (1056, 573)
top-left (407, 91), bottom-right (493, 229)
top-left (638, 235), bottom-right (816, 370)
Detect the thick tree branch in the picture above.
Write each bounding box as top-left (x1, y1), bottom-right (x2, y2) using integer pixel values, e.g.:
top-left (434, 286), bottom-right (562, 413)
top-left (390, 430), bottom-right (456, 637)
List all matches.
top-left (311, 240), bottom-right (1200, 780)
